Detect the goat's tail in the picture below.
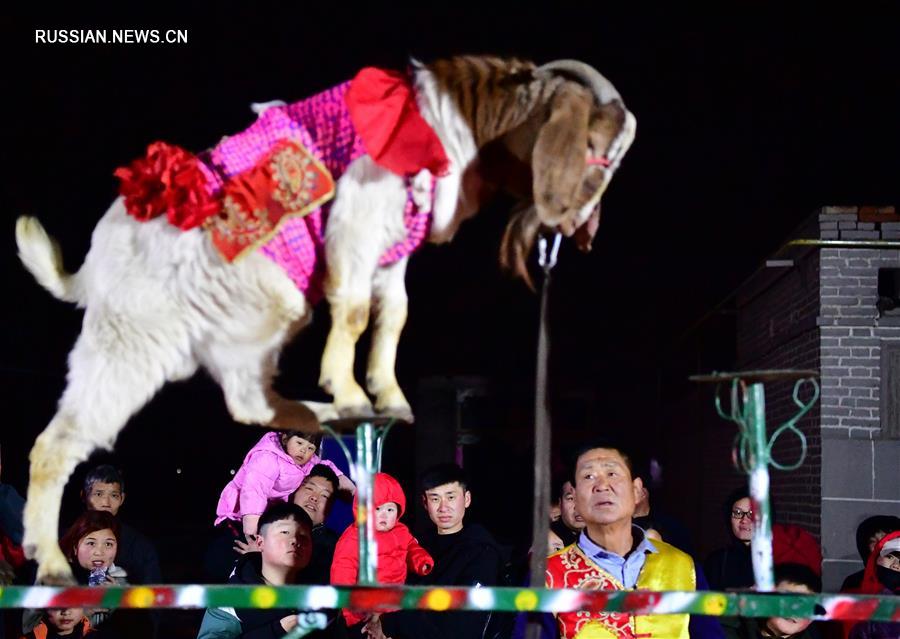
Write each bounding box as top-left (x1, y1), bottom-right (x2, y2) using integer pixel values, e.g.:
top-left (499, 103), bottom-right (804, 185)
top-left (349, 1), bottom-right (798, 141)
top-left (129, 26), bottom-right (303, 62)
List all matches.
top-left (15, 216), bottom-right (82, 304)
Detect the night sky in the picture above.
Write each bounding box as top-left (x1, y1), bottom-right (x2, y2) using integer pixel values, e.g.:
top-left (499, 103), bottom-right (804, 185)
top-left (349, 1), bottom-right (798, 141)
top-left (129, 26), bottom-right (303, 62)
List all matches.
top-left (3, 6), bottom-right (899, 576)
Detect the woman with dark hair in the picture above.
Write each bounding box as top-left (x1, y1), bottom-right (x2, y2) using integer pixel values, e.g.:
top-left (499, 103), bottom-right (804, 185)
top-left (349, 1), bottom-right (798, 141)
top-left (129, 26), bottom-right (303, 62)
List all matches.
top-left (704, 486), bottom-right (755, 591)
top-left (58, 511), bottom-right (125, 589)
top-left (24, 512), bottom-right (150, 639)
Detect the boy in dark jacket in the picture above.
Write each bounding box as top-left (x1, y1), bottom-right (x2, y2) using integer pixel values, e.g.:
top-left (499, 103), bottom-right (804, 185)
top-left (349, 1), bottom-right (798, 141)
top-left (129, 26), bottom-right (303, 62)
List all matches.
top-left (21, 608), bottom-right (91, 639)
top-left (724, 563), bottom-right (820, 639)
top-left (229, 502), bottom-right (330, 639)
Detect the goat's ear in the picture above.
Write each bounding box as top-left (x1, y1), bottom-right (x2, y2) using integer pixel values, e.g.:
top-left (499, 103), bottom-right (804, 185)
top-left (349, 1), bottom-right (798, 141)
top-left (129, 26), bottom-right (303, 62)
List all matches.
top-left (532, 83), bottom-right (592, 231)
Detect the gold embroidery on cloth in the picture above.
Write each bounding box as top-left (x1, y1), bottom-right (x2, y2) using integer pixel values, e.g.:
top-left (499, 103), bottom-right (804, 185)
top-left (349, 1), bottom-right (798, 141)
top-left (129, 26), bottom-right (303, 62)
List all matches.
top-left (206, 138), bottom-right (336, 262)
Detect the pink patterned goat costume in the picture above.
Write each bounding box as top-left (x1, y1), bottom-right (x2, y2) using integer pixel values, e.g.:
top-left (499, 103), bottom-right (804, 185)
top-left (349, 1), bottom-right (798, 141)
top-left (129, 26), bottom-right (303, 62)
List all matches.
top-left (201, 82), bottom-right (434, 303)
top-left (115, 68), bottom-right (446, 304)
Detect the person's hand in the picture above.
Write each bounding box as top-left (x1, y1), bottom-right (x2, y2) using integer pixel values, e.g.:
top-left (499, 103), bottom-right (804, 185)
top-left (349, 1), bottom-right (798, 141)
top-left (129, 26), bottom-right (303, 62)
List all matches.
top-left (280, 614), bottom-right (298, 632)
top-left (0, 560), bottom-right (14, 586)
top-left (338, 473), bottom-right (357, 496)
top-left (363, 614), bottom-right (391, 639)
top-left (233, 538), bottom-right (259, 554)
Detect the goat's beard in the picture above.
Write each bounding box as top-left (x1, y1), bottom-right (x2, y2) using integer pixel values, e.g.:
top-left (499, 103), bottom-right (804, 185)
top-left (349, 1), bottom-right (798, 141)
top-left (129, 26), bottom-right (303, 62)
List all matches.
top-left (499, 203), bottom-right (542, 290)
top-left (500, 203), bottom-right (600, 291)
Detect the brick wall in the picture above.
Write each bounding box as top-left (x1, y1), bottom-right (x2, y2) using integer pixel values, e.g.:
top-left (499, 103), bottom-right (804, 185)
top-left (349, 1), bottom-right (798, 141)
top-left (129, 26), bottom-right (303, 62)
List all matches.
top-left (660, 206), bottom-right (900, 588)
top-left (730, 205), bottom-right (900, 590)
top-left (659, 385), bottom-right (746, 558)
top-left (735, 245), bottom-right (822, 538)
top-left (816, 206), bottom-right (900, 590)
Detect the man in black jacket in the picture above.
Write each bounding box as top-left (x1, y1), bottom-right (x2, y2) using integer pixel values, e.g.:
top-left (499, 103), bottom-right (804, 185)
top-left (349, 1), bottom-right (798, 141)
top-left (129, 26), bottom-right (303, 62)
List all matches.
top-left (197, 502), bottom-right (336, 638)
top-left (232, 464), bottom-right (342, 585)
top-left (839, 515), bottom-right (900, 591)
top-left (82, 465), bottom-right (162, 585)
top-left (82, 464), bottom-right (162, 638)
top-left (365, 463), bottom-right (501, 639)
top-left (291, 464), bottom-right (341, 585)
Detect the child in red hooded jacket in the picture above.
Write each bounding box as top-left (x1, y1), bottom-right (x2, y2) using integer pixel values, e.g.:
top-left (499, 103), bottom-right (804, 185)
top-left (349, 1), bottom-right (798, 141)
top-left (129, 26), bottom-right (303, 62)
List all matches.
top-left (330, 473), bottom-right (433, 628)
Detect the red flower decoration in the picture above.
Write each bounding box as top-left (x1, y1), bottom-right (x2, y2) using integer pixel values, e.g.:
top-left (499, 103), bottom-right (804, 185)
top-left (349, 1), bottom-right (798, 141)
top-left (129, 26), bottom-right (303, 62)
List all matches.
top-left (114, 141), bottom-right (221, 230)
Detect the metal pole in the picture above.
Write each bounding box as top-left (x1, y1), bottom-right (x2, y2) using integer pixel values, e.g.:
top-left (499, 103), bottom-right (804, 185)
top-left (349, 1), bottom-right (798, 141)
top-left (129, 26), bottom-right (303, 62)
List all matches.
top-left (701, 371), bottom-right (817, 592)
top-left (355, 422), bottom-right (378, 584)
top-left (529, 268), bottom-right (552, 586)
top-left (375, 420), bottom-right (395, 471)
top-left (525, 234), bottom-right (560, 639)
top-left (746, 382), bottom-right (774, 591)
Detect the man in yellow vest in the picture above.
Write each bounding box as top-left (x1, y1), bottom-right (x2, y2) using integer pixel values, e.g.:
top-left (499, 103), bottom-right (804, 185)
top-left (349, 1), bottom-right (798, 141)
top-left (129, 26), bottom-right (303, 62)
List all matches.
top-left (545, 441), bottom-right (723, 639)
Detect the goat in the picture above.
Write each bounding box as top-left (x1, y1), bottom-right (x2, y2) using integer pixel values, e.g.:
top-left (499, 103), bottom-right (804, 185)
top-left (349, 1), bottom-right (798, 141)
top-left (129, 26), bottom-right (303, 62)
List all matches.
top-left (15, 55), bottom-right (635, 583)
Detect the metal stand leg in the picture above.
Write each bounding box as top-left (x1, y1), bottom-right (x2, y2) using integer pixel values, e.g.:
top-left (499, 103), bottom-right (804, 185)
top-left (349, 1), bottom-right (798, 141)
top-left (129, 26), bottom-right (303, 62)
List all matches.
top-left (355, 422), bottom-right (377, 584)
top-left (746, 382), bottom-right (774, 591)
top-left (321, 420), bottom-right (396, 586)
top-left (696, 370), bottom-right (819, 592)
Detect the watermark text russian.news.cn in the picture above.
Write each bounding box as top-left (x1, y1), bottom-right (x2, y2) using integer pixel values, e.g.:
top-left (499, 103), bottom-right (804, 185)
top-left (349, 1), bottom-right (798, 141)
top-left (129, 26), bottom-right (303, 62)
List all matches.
top-left (35, 29), bottom-right (188, 45)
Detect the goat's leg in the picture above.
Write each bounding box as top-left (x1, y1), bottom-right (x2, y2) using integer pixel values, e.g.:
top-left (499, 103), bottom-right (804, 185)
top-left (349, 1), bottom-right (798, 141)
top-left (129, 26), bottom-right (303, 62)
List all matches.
top-left (320, 158), bottom-right (408, 418)
top-left (26, 411), bottom-right (98, 584)
top-left (366, 257), bottom-right (413, 421)
top-left (202, 317), bottom-right (336, 431)
top-left (25, 325), bottom-right (173, 583)
top-left (319, 293), bottom-right (374, 418)
top-left (211, 343), bottom-right (280, 426)
top-left (217, 357), bottom-right (326, 432)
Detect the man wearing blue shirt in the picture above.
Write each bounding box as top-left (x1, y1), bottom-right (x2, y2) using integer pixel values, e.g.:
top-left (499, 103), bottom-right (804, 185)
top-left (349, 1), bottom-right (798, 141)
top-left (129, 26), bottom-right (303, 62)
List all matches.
top-left (545, 440), bottom-right (723, 638)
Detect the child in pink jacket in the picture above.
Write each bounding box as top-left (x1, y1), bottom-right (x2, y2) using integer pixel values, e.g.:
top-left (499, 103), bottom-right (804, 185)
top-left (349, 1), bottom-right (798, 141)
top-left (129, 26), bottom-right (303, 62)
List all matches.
top-left (331, 472), bottom-right (433, 629)
top-left (215, 430), bottom-right (354, 541)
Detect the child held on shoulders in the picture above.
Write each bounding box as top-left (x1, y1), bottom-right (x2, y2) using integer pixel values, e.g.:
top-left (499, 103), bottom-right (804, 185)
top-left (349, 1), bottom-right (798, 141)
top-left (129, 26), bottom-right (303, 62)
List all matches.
top-left (216, 430), bottom-right (354, 542)
top-left (330, 473), bottom-right (433, 629)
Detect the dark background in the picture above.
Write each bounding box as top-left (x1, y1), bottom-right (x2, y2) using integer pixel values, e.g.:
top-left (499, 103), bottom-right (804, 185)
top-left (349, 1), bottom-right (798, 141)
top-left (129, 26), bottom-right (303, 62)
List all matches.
top-left (2, 4), bottom-right (899, 585)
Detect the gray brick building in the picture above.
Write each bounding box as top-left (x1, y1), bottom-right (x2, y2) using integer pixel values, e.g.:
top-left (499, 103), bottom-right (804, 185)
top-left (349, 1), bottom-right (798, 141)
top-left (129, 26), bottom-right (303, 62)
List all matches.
top-left (814, 206), bottom-right (900, 589)
top-left (660, 205), bottom-right (900, 591)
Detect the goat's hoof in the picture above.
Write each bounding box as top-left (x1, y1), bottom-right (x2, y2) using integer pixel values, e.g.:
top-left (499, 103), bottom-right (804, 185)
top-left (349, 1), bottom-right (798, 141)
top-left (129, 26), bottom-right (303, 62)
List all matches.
top-left (336, 403), bottom-right (375, 419)
top-left (374, 386), bottom-right (413, 423)
top-left (376, 404), bottom-right (414, 423)
top-left (300, 401), bottom-right (340, 423)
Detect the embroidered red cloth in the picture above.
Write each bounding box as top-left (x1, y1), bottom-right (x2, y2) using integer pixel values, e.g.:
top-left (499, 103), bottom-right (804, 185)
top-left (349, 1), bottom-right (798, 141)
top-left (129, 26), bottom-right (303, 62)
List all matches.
top-left (210, 140), bottom-right (335, 262)
top-left (114, 67), bottom-right (446, 300)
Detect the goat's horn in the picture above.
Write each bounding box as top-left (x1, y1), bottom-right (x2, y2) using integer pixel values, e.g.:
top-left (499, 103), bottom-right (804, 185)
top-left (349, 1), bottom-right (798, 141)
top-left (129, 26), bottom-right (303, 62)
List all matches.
top-left (537, 60), bottom-right (622, 105)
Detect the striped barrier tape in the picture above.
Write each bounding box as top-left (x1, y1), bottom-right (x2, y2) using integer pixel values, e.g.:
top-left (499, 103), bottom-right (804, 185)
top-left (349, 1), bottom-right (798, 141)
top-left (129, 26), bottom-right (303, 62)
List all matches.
top-left (1, 585), bottom-right (898, 621)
